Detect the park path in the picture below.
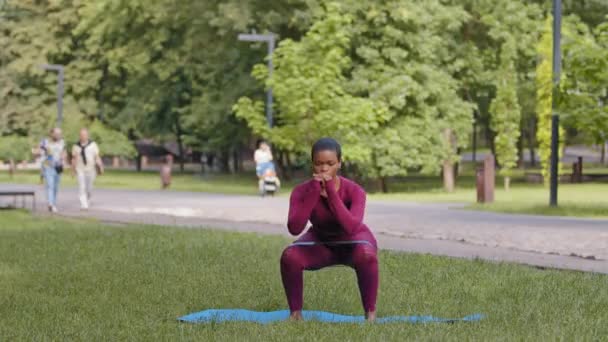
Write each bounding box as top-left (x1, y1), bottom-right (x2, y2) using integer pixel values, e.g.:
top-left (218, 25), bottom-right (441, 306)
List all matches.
top-left (2, 183), bottom-right (607, 273)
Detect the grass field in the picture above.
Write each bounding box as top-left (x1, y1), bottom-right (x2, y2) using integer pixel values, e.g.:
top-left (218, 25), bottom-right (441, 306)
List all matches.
top-left (1, 211), bottom-right (606, 340)
top-left (2, 168), bottom-right (608, 218)
top-left (373, 182), bottom-right (608, 218)
top-left (0, 169), bottom-right (296, 195)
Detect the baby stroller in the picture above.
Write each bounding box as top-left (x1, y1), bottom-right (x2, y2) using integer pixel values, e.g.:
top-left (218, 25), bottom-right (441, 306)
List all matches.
top-left (259, 168), bottom-right (281, 197)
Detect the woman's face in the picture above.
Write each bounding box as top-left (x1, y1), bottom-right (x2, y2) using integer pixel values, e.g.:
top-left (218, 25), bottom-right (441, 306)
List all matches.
top-left (312, 150), bottom-right (341, 179)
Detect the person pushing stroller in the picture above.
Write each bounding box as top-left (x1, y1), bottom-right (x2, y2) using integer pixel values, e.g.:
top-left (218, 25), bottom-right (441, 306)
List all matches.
top-left (254, 140), bottom-right (280, 196)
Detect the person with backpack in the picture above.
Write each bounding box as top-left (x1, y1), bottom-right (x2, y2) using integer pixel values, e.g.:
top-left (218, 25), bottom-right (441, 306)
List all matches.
top-left (32, 127), bottom-right (67, 213)
top-left (71, 128), bottom-right (104, 210)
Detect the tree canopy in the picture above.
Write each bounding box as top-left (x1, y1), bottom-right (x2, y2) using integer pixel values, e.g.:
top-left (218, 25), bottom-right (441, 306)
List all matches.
top-left (1, 0), bottom-right (607, 184)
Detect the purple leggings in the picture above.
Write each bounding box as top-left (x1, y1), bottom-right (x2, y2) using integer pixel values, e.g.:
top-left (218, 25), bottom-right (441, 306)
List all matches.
top-left (280, 230), bottom-right (379, 312)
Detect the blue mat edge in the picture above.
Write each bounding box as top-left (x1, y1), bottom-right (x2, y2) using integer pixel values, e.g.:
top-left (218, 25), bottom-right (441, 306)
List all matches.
top-left (178, 309), bottom-right (485, 324)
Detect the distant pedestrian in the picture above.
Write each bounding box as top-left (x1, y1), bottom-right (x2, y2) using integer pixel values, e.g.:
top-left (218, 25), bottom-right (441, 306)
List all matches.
top-left (33, 128), bottom-right (66, 213)
top-left (71, 128), bottom-right (103, 210)
top-left (160, 154), bottom-right (173, 189)
top-left (254, 140), bottom-right (275, 178)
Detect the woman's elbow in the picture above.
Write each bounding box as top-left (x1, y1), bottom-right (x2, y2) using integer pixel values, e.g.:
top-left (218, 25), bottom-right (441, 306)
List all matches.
top-left (287, 221), bottom-right (305, 236)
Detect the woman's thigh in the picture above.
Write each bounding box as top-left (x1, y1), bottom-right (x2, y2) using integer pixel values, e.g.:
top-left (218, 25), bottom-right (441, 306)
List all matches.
top-left (282, 244), bottom-right (340, 271)
top-left (283, 231), bottom-right (340, 270)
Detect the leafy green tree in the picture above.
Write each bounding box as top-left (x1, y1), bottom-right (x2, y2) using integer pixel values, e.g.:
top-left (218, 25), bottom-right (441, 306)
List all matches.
top-left (454, 0), bottom-right (543, 171)
top-left (490, 39), bottom-right (522, 190)
top-left (0, 0), bottom-right (137, 157)
top-left (345, 0), bottom-right (475, 192)
top-left (561, 21), bottom-right (608, 164)
top-left (0, 135), bottom-right (32, 177)
top-left (536, 18), bottom-right (561, 184)
top-left (235, 3), bottom-right (390, 168)
top-left (75, 0), bottom-right (311, 172)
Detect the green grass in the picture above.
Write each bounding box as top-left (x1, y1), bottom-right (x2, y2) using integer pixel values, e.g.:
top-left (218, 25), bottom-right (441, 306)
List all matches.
top-left (371, 176), bottom-right (608, 218)
top-left (3, 168), bottom-right (608, 217)
top-left (0, 169), bottom-right (297, 196)
top-left (1, 211), bottom-right (607, 340)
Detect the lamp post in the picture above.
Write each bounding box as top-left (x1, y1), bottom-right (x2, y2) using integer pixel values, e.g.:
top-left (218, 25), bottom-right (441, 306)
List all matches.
top-left (40, 64), bottom-right (64, 126)
top-left (238, 33), bottom-right (276, 128)
top-left (549, 0), bottom-right (562, 206)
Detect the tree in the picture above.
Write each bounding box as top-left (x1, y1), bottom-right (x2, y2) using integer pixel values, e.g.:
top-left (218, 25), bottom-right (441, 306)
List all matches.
top-left (535, 17), bottom-right (566, 184)
top-left (0, 135), bottom-right (32, 177)
top-left (75, 0), bottom-right (312, 172)
top-left (530, 0), bottom-right (608, 29)
top-left (235, 3), bottom-right (390, 169)
top-left (0, 0), bottom-right (138, 156)
top-left (343, 0), bottom-right (476, 192)
top-left (490, 39), bottom-right (521, 190)
top-left (561, 20), bottom-right (608, 164)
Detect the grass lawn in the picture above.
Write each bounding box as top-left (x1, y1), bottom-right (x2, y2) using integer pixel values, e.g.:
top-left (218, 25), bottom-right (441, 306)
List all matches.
top-left (2, 168), bottom-right (608, 218)
top-left (1, 211), bottom-right (607, 340)
top-left (0, 169), bottom-right (297, 196)
top-left (372, 182), bottom-right (608, 217)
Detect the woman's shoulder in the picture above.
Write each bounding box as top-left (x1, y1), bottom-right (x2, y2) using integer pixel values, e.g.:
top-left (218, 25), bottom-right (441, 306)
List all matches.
top-left (339, 176), bottom-right (366, 195)
top-left (292, 179), bottom-right (320, 195)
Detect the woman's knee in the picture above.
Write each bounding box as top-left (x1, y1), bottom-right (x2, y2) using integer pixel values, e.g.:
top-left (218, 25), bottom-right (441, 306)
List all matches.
top-left (352, 245), bottom-right (378, 268)
top-left (280, 247), bottom-right (304, 270)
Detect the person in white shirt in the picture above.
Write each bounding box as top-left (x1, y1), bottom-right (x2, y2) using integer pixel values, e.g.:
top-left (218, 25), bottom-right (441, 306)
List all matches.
top-left (71, 128), bottom-right (104, 210)
top-left (254, 140), bottom-right (275, 178)
top-left (254, 140), bottom-right (278, 193)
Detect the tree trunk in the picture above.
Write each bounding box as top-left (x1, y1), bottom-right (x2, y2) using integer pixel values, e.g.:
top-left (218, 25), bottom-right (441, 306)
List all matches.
top-left (207, 153), bottom-right (215, 169)
top-left (136, 154), bottom-right (142, 172)
top-left (175, 119), bottom-right (185, 173)
top-left (8, 159), bottom-right (15, 179)
top-left (528, 145), bottom-right (536, 167)
top-left (443, 160), bottom-right (455, 193)
top-left (528, 117), bottom-right (537, 167)
top-left (232, 148), bottom-right (239, 173)
top-left (442, 128), bottom-right (456, 193)
top-left (472, 119), bottom-right (478, 163)
top-left (285, 150), bottom-right (294, 181)
top-left (485, 125), bottom-right (496, 159)
top-left (517, 131), bottom-right (524, 169)
top-left (276, 150), bottom-right (288, 179)
top-left (454, 148), bottom-right (462, 178)
top-left (504, 176), bottom-right (511, 191)
top-left (220, 150), bottom-right (230, 173)
top-left (378, 176), bottom-right (388, 193)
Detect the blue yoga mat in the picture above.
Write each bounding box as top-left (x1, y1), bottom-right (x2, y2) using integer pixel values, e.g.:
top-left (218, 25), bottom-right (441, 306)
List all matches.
top-left (178, 309), bottom-right (484, 324)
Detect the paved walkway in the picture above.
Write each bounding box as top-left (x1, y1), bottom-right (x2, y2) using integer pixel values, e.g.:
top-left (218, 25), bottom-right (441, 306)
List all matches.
top-left (2, 183), bottom-right (607, 274)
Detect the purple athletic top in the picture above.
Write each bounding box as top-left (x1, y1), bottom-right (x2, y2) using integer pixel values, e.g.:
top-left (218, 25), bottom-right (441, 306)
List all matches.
top-left (287, 176), bottom-right (373, 242)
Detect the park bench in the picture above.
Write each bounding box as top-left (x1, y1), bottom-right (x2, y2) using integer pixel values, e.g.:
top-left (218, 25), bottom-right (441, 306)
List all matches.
top-left (0, 190), bottom-right (36, 211)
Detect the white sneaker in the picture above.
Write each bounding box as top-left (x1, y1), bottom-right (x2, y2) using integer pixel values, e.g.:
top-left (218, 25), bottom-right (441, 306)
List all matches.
top-left (51, 206), bottom-right (58, 213)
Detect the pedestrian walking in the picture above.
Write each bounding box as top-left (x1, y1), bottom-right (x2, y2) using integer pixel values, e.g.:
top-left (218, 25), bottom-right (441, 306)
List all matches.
top-left (71, 128), bottom-right (103, 210)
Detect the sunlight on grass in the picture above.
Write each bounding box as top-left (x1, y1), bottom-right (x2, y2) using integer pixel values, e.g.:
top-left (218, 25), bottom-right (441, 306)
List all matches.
top-left (2, 169), bottom-right (607, 217)
top-left (371, 182), bottom-right (608, 218)
top-left (0, 169), bottom-right (296, 196)
top-left (0, 211), bottom-right (606, 340)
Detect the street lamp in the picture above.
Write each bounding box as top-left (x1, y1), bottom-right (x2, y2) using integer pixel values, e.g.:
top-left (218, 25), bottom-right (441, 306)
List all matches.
top-left (549, 0), bottom-right (562, 206)
top-left (40, 64), bottom-right (64, 126)
top-left (238, 32), bottom-right (276, 127)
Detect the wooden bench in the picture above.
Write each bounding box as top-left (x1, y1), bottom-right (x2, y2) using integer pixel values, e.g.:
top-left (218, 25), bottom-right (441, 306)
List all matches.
top-left (0, 191), bottom-right (36, 211)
